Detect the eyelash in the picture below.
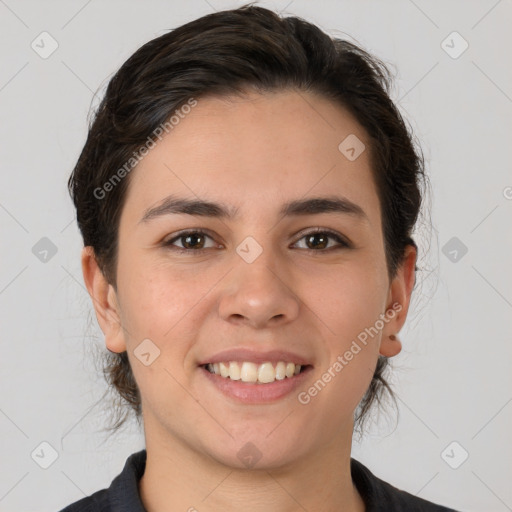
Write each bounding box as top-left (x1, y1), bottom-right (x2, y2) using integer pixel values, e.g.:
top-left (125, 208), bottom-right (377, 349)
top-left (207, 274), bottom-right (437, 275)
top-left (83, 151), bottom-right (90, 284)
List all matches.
top-left (162, 227), bottom-right (351, 254)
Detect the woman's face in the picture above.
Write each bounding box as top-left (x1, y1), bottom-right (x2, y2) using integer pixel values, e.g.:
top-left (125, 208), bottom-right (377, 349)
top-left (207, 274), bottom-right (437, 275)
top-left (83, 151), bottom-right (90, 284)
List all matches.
top-left (86, 89), bottom-right (415, 469)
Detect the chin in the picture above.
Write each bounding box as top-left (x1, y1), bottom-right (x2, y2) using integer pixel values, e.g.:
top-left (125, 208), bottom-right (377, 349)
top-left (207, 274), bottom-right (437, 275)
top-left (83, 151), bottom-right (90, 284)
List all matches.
top-left (204, 426), bottom-right (309, 471)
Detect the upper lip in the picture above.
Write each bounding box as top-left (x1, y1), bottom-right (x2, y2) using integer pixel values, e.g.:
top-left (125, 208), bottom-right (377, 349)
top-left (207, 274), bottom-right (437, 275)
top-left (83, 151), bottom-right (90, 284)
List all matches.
top-left (197, 348), bottom-right (313, 367)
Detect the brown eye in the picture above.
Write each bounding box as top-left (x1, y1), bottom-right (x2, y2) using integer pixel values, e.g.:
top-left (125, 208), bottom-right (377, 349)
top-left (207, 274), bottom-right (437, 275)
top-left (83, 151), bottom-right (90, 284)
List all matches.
top-left (305, 233), bottom-right (329, 249)
top-left (163, 231), bottom-right (217, 252)
top-left (180, 232), bottom-right (206, 249)
top-left (163, 228), bottom-right (350, 255)
top-left (293, 228), bottom-right (350, 252)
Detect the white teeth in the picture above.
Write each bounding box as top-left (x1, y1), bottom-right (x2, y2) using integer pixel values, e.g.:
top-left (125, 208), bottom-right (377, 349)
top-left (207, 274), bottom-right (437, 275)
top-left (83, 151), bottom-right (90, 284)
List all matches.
top-left (229, 361), bottom-right (241, 380)
top-left (258, 362), bottom-right (275, 383)
top-left (240, 362), bottom-right (258, 382)
top-left (205, 361), bottom-right (304, 383)
top-left (275, 361), bottom-right (286, 380)
top-left (219, 362), bottom-right (229, 378)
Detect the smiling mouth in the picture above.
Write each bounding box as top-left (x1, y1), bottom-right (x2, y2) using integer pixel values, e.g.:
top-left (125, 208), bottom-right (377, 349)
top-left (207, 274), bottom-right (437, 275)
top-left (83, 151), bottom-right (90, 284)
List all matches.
top-left (201, 361), bottom-right (311, 384)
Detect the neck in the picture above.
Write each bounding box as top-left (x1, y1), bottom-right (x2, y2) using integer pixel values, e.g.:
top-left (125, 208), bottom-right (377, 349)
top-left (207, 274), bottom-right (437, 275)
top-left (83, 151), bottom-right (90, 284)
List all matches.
top-left (138, 420), bottom-right (366, 512)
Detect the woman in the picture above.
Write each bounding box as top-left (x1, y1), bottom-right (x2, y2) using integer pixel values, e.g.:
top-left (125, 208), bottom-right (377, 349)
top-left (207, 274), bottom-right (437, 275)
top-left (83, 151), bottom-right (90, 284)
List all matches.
top-left (60, 4), bottom-right (458, 511)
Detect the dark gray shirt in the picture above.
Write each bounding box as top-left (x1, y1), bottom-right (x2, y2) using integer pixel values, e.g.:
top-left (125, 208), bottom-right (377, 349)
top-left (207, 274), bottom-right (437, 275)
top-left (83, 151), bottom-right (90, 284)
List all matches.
top-left (58, 450), bottom-right (459, 511)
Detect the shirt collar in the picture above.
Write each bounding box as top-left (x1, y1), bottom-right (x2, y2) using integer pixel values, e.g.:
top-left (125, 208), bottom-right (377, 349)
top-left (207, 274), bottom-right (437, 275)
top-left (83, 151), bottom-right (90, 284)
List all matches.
top-left (107, 449), bottom-right (147, 511)
top-left (106, 449), bottom-right (406, 511)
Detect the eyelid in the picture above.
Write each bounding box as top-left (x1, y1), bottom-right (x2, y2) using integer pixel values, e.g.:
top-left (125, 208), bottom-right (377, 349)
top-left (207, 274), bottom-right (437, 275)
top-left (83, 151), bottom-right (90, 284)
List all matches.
top-left (162, 228), bottom-right (221, 249)
top-left (292, 226), bottom-right (350, 245)
top-left (163, 227), bottom-right (351, 252)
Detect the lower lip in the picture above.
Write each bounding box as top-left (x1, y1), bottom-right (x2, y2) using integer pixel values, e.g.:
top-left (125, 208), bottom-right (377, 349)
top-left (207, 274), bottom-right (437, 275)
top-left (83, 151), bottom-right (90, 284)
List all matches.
top-left (199, 366), bottom-right (313, 404)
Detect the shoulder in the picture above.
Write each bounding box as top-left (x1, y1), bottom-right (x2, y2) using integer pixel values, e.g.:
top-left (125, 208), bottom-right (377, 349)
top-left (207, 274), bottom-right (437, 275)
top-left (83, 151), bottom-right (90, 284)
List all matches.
top-left (57, 489), bottom-right (108, 512)
top-left (350, 458), bottom-right (460, 512)
top-left (57, 450), bottom-right (147, 512)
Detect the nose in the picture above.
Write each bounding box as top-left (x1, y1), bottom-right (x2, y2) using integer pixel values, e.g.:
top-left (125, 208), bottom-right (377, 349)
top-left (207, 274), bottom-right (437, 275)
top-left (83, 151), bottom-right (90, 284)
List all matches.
top-left (217, 242), bottom-right (301, 329)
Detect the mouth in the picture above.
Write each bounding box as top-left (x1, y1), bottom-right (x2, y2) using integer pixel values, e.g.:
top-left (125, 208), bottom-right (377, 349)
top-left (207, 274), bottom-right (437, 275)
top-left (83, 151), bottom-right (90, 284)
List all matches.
top-left (197, 349), bottom-right (314, 403)
top-left (200, 360), bottom-right (312, 384)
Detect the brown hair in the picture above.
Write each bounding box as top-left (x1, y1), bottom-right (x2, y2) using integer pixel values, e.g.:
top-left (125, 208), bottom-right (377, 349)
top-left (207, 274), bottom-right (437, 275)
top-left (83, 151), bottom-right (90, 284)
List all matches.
top-left (68, 3), bottom-right (429, 436)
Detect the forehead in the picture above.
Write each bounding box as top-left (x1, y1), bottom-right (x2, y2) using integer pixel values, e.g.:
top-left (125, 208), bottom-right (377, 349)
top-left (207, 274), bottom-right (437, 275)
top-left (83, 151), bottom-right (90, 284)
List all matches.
top-left (121, 89), bottom-right (380, 227)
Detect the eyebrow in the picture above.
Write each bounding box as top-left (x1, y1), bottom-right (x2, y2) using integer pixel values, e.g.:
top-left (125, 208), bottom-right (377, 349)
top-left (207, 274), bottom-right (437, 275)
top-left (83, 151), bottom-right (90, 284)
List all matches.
top-left (139, 194), bottom-right (369, 224)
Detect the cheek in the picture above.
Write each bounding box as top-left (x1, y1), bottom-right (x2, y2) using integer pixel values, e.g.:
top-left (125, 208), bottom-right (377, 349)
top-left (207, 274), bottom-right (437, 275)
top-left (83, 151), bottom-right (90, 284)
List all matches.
top-left (295, 340), bottom-right (377, 440)
top-left (118, 256), bottom-right (210, 339)
top-left (305, 261), bottom-right (388, 340)
top-left (301, 262), bottom-right (386, 413)
top-left (118, 262), bottom-right (209, 413)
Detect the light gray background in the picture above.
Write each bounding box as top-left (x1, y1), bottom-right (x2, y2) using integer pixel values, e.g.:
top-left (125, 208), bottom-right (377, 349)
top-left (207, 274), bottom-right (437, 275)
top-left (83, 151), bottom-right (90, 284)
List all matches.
top-left (1, 1), bottom-right (511, 511)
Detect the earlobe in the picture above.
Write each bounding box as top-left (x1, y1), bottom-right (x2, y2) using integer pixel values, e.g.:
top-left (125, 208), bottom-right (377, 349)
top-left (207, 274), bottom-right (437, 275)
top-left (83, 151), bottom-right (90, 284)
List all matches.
top-left (379, 333), bottom-right (402, 357)
top-left (81, 246), bottom-right (127, 353)
top-left (379, 244), bottom-right (417, 358)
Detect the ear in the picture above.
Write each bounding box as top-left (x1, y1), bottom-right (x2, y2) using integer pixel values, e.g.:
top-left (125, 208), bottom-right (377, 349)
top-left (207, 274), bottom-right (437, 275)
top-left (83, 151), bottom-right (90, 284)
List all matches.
top-left (81, 246), bottom-right (127, 353)
top-left (379, 244), bottom-right (417, 357)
